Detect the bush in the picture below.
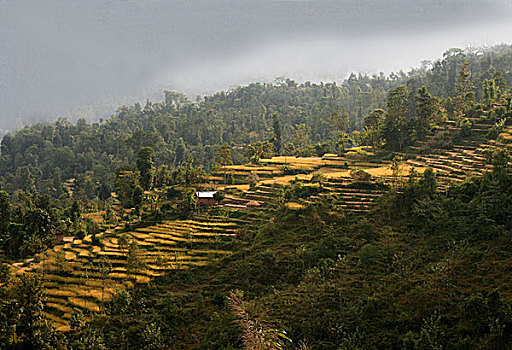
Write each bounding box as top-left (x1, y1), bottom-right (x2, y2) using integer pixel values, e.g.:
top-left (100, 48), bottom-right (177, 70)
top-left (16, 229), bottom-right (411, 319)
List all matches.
top-left (282, 166), bottom-right (301, 175)
top-left (213, 191), bottom-right (225, 202)
top-left (284, 183), bottom-right (321, 201)
top-left (350, 169), bottom-right (372, 183)
top-left (166, 186), bottom-right (181, 199)
top-left (346, 147), bottom-right (373, 161)
top-left (314, 142), bottom-right (331, 157)
top-left (310, 171), bottom-right (326, 184)
top-left (459, 118), bottom-right (473, 137)
top-left (91, 234), bottom-right (102, 247)
top-left (487, 118), bottom-right (506, 139)
top-left (247, 172), bottom-right (259, 189)
top-left (421, 130), bottom-right (453, 152)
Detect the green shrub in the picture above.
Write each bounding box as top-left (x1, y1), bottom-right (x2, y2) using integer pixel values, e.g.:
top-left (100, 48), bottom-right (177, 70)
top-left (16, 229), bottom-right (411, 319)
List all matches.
top-left (350, 169), bottom-right (372, 183)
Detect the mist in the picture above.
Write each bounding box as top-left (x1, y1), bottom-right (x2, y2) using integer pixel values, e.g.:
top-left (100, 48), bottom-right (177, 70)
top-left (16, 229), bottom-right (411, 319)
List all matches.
top-left (1, 0), bottom-right (512, 130)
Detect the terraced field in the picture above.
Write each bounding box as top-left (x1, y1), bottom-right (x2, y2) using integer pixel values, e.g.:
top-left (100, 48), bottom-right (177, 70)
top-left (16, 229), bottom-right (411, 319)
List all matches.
top-left (220, 155), bottom-right (399, 214)
top-left (405, 119), bottom-right (498, 186)
top-left (14, 118), bottom-right (508, 332)
top-left (320, 179), bottom-right (385, 213)
top-left (216, 152), bottom-right (387, 185)
top-left (407, 140), bottom-right (491, 183)
top-left (219, 117), bottom-right (512, 212)
top-left (15, 216), bottom-right (242, 331)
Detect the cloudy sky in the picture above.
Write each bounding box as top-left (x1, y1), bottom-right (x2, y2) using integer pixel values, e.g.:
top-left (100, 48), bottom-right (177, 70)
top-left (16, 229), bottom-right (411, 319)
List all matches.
top-left (1, 0), bottom-right (512, 129)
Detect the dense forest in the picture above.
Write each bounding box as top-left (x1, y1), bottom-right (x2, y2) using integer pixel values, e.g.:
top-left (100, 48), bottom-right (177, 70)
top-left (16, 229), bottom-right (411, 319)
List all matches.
top-left (2, 44), bottom-right (512, 349)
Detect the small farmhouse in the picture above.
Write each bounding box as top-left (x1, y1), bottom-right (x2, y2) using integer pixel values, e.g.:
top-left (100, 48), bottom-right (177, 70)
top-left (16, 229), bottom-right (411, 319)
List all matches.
top-left (196, 191), bottom-right (218, 205)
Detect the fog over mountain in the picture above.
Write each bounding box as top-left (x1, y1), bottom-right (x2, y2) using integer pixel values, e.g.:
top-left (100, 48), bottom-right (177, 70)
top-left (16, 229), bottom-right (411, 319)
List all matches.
top-left (1, 0), bottom-right (512, 130)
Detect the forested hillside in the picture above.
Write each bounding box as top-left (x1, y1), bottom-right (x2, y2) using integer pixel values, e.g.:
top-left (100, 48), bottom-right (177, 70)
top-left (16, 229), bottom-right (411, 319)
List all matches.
top-left (2, 44), bottom-right (512, 349)
top-left (2, 45), bottom-right (512, 197)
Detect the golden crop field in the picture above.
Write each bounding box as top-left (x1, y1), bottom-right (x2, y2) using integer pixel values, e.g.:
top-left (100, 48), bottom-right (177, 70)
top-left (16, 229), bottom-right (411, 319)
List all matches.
top-left (18, 217), bottom-right (242, 330)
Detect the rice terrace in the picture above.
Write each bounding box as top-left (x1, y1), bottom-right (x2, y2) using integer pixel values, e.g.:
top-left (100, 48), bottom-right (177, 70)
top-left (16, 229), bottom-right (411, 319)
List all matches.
top-left (2, 2), bottom-right (512, 347)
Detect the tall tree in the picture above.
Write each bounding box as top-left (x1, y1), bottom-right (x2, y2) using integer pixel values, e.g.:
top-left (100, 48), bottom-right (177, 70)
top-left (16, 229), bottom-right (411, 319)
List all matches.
top-left (136, 147), bottom-right (155, 191)
top-left (244, 141), bottom-right (274, 164)
top-left (15, 167), bottom-right (35, 192)
top-left (174, 138), bottom-right (187, 166)
top-left (288, 124), bottom-right (312, 156)
top-left (177, 158), bottom-right (206, 187)
top-left (114, 167), bottom-right (142, 208)
top-left (0, 191), bottom-right (10, 236)
top-left (271, 113), bottom-right (282, 155)
top-left (215, 144), bottom-right (233, 187)
top-left (329, 108), bottom-right (350, 135)
top-left (482, 79), bottom-right (499, 107)
top-left (329, 109), bottom-right (350, 153)
top-left (381, 86), bottom-right (410, 151)
top-left (361, 109), bottom-right (386, 151)
top-left (454, 62), bottom-right (475, 116)
top-left (415, 86), bottom-right (439, 138)
top-left (14, 274), bottom-right (63, 349)
top-left (364, 109), bottom-right (386, 128)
